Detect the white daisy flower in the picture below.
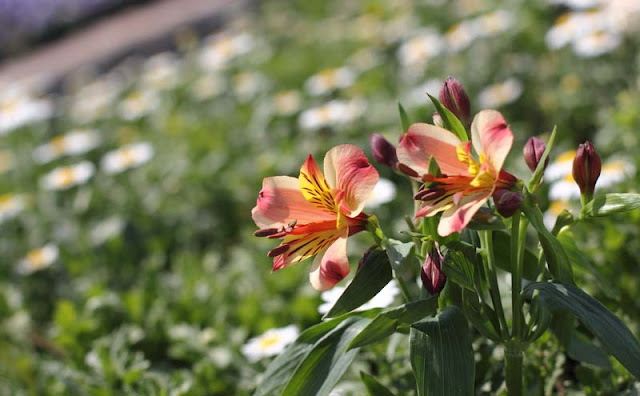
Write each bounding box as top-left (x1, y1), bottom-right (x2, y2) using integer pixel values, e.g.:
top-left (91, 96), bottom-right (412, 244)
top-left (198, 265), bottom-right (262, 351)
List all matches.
top-left (191, 74), bottom-right (226, 101)
top-left (445, 20), bottom-right (480, 53)
top-left (0, 193), bottom-right (27, 223)
top-left (141, 52), bottom-right (182, 91)
top-left (597, 159), bottom-right (635, 188)
top-left (90, 216), bottom-right (125, 246)
top-left (273, 90), bottom-right (302, 116)
top-left (545, 150), bottom-right (576, 182)
top-left (32, 129), bottom-right (101, 164)
top-left (241, 325), bottom-right (299, 363)
top-left (0, 151), bottom-right (14, 174)
top-left (69, 76), bottom-right (123, 123)
top-left (198, 31), bottom-right (254, 71)
top-left (40, 161), bottom-right (95, 191)
top-left (549, 174), bottom-right (581, 201)
top-left (477, 78), bottom-right (523, 109)
top-left (17, 244), bottom-right (59, 275)
top-left (0, 88), bottom-right (53, 135)
top-left (318, 280), bottom-right (400, 315)
top-left (543, 200), bottom-right (575, 229)
top-left (397, 30), bottom-right (444, 67)
top-left (347, 47), bottom-right (382, 72)
top-left (475, 10), bottom-right (514, 37)
top-left (232, 72), bottom-right (268, 102)
top-left (304, 67), bottom-right (357, 96)
top-left (547, 0), bottom-right (602, 9)
top-left (101, 142), bottom-right (154, 174)
top-left (298, 99), bottom-right (366, 131)
top-left (117, 90), bottom-right (160, 120)
top-left (365, 178), bottom-right (397, 208)
top-left (403, 79), bottom-right (442, 108)
top-left (573, 31), bottom-right (621, 57)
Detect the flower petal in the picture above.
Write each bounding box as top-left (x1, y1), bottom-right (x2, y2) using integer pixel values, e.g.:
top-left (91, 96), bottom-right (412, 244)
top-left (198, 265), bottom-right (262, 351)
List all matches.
top-left (437, 190), bottom-right (492, 236)
top-left (470, 110), bottom-right (513, 172)
top-left (299, 154), bottom-right (338, 213)
top-left (323, 144), bottom-right (379, 218)
top-left (309, 229), bottom-right (350, 290)
top-left (272, 221), bottom-right (342, 271)
top-left (397, 123), bottom-right (468, 177)
top-left (252, 176), bottom-right (335, 229)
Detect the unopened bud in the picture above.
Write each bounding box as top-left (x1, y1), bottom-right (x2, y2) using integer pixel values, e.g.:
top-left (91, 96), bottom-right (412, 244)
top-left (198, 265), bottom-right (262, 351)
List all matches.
top-left (493, 189), bottom-right (523, 217)
top-left (523, 137), bottom-right (548, 173)
top-left (572, 141), bottom-right (601, 198)
top-left (421, 244), bottom-right (446, 295)
top-left (439, 76), bottom-right (471, 126)
top-left (370, 134), bottom-right (398, 169)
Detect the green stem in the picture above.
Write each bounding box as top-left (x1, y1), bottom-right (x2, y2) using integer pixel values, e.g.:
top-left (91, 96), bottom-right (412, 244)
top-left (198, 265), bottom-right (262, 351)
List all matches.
top-left (511, 212), bottom-right (528, 340)
top-left (480, 230), bottom-right (510, 340)
top-left (505, 342), bottom-right (524, 396)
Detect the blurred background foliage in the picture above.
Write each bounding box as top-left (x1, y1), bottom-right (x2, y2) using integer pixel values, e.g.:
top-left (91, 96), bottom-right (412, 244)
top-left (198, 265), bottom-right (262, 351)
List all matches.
top-left (1, 0), bottom-right (640, 394)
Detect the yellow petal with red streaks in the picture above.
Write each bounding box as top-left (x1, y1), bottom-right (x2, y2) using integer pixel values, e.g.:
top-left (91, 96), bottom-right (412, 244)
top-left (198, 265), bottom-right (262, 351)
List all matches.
top-left (299, 154), bottom-right (337, 214)
top-left (309, 228), bottom-right (350, 290)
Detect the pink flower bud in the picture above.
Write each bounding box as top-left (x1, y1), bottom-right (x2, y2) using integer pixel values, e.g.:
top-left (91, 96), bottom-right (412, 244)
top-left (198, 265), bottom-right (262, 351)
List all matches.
top-left (370, 134), bottom-right (398, 169)
top-left (523, 137), bottom-right (548, 173)
top-left (572, 141), bottom-right (601, 197)
top-left (492, 189), bottom-right (523, 217)
top-left (439, 76), bottom-right (471, 126)
top-left (421, 244), bottom-right (446, 295)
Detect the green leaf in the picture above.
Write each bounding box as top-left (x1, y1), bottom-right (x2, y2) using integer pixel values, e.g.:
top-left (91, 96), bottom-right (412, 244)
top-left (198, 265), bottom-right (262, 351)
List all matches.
top-left (360, 371), bottom-right (397, 396)
top-left (385, 239), bottom-right (416, 278)
top-left (398, 102), bottom-right (410, 132)
top-left (281, 317), bottom-right (370, 396)
top-left (325, 249), bottom-right (393, 318)
top-left (427, 94), bottom-right (468, 141)
top-left (462, 288), bottom-right (501, 342)
top-left (493, 230), bottom-right (539, 280)
top-left (521, 191), bottom-right (574, 283)
top-left (410, 306), bottom-right (475, 396)
top-left (348, 298), bottom-right (438, 349)
top-left (581, 193), bottom-right (640, 217)
top-left (524, 282), bottom-right (640, 378)
top-left (527, 126), bottom-right (556, 191)
top-left (441, 250), bottom-right (475, 291)
top-left (567, 331), bottom-right (612, 370)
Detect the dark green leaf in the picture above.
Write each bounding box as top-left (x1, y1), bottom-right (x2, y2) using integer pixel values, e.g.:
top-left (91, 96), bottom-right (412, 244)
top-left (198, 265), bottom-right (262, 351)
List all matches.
top-left (462, 289), bottom-right (501, 342)
top-left (441, 250), bottom-right (475, 291)
top-left (385, 239), bottom-right (416, 277)
top-left (398, 103), bottom-right (410, 132)
top-left (527, 126), bottom-right (556, 191)
top-left (427, 94), bottom-right (468, 141)
top-left (325, 249), bottom-right (393, 318)
top-left (581, 193), bottom-right (640, 217)
top-left (348, 298), bottom-right (438, 349)
top-left (360, 371), bottom-right (397, 396)
top-left (493, 230), bottom-right (539, 280)
top-left (567, 331), bottom-right (612, 370)
top-left (410, 306), bottom-right (475, 396)
top-left (524, 282), bottom-right (640, 378)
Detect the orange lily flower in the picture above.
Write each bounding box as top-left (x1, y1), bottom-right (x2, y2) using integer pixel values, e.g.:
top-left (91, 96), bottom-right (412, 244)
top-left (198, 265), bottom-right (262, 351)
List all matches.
top-left (397, 110), bottom-right (517, 236)
top-left (252, 144), bottom-right (379, 290)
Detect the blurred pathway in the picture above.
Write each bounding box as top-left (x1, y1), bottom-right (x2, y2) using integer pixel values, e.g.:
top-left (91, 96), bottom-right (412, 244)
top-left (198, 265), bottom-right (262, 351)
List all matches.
top-left (0, 0), bottom-right (247, 87)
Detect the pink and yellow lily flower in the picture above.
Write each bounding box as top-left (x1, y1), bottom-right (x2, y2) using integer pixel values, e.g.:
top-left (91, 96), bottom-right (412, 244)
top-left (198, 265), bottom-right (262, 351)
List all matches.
top-left (397, 109), bottom-right (517, 236)
top-left (252, 144), bottom-right (379, 290)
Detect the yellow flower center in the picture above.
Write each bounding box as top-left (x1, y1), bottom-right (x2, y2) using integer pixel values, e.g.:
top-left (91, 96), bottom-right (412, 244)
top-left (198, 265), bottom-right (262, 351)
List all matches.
top-left (456, 143), bottom-right (495, 188)
top-left (258, 334), bottom-right (281, 349)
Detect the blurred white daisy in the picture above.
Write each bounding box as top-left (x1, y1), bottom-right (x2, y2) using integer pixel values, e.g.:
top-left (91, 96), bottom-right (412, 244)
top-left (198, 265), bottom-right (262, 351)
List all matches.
top-left (40, 161), bottom-right (95, 190)
top-left (598, 159), bottom-right (635, 187)
top-left (475, 10), bottom-right (515, 37)
top-left (347, 47), bottom-right (383, 72)
top-left (0, 193), bottom-right (27, 223)
top-left (547, 0), bottom-right (602, 9)
top-left (397, 30), bottom-right (444, 68)
top-left (0, 88), bottom-right (53, 135)
top-left (273, 90), bottom-right (302, 116)
top-left (477, 78), bottom-right (523, 108)
top-left (69, 76), bottom-right (123, 123)
top-left (17, 244), bottom-right (59, 275)
top-left (365, 178), bottom-right (397, 208)
top-left (232, 72), bottom-right (268, 102)
top-left (117, 90), bottom-right (160, 120)
top-left (32, 129), bottom-right (101, 164)
top-left (298, 99), bottom-right (366, 131)
top-left (191, 74), bottom-right (226, 101)
top-left (403, 79), bottom-right (442, 108)
top-left (198, 31), bottom-right (254, 71)
top-left (445, 20), bottom-right (480, 53)
top-left (543, 200), bottom-right (575, 229)
top-left (573, 31), bottom-right (621, 57)
top-left (318, 280), bottom-right (400, 315)
top-left (141, 52), bottom-right (183, 91)
top-left (0, 151), bottom-right (14, 174)
top-left (101, 142), bottom-right (154, 174)
top-left (241, 325), bottom-right (299, 363)
top-left (545, 150), bottom-right (576, 182)
top-left (304, 67), bottom-right (357, 96)
top-left (90, 216), bottom-right (125, 246)
top-left (549, 174), bottom-right (581, 201)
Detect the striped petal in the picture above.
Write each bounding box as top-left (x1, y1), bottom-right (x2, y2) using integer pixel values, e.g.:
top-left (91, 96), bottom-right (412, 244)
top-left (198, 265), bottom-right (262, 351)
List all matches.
top-left (437, 190), bottom-right (492, 236)
top-left (471, 110), bottom-right (513, 173)
top-left (299, 154), bottom-right (338, 214)
top-left (309, 229), bottom-right (350, 291)
top-left (252, 176), bottom-right (335, 229)
top-left (323, 144), bottom-right (379, 218)
top-left (271, 221), bottom-right (343, 271)
top-left (397, 123), bottom-right (468, 178)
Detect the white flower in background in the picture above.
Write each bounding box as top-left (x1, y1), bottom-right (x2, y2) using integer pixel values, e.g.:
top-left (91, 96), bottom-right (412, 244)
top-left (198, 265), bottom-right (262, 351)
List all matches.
top-left (16, 244), bottom-right (59, 275)
top-left (543, 200), bottom-right (574, 230)
top-left (365, 178), bottom-right (397, 208)
top-left (32, 129), bottom-right (101, 164)
top-left (273, 90), bottom-right (302, 116)
top-left (348, 47), bottom-right (382, 72)
top-left (101, 142), bottom-right (154, 174)
top-left (298, 99), bottom-right (366, 131)
top-left (69, 76), bottom-right (123, 123)
top-left (117, 90), bottom-right (160, 120)
top-left (0, 151), bottom-right (14, 174)
top-left (40, 161), bottom-right (95, 191)
top-left (304, 67), bottom-right (357, 96)
top-left (0, 88), bottom-right (53, 135)
top-left (0, 193), bottom-right (27, 223)
top-left (318, 281), bottom-right (400, 315)
top-left (598, 159), bottom-right (635, 187)
top-left (548, 0), bottom-right (601, 9)
top-left (573, 31), bottom-right (621, 57)
top-left (549, 174), bottom-right (581, 201)
top-left (90, 216), bottom-right (125, 246)
top-left (475, 10), bottom-right (514, 37)
top-left (397, 30), bottom-right (444, 67)
top-left (232, 72), bottom-right (268, 102)
top-left (545, 150), bottom-right (576, 182)
top-left (191, 74), bottom-right (226, 101)
top-left (445, 20), bottom-right (480, 53)
top-left (403, 79), bottom-right (442, 108)
top-left (241, 325), bottom-right (299, 363)
top-left (477, 78), bottom-right (523, 108)
top-left (198, 31), bottom-right (254, 71)
top-left (141, 52), bottom-right (182, 91)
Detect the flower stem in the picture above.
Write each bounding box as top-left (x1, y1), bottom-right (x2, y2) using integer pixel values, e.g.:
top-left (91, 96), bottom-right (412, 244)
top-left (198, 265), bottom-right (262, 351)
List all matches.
top-left (511, 212), bottom-right (528, 339)
top-left (480, 230), bottom-right (510, 340)
top-left (505, 341), bottom-right (524, 395)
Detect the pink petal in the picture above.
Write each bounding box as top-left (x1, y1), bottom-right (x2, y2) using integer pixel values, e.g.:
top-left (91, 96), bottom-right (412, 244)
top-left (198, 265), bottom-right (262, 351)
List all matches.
top-left (252, 176), bottom-right (335, 229)
top-left (470, 110), bottom-right (513, 172)
top-left (272, 221), bottom-right (343, 271)
top-left (397, 123), bottom-right (468, 177)
top-left (309, 229), bottom-right (350, 290)
top-left (437, 190), bottom-right (492, 236)
top-left (323, 144), bottom-right (379, 218)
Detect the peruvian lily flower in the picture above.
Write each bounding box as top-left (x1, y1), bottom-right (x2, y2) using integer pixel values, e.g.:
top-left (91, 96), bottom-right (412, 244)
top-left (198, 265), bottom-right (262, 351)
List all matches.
top-left (252, 144), bottom-right (379, 290)
top-left (397, 110), bottom-right (517, 236)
